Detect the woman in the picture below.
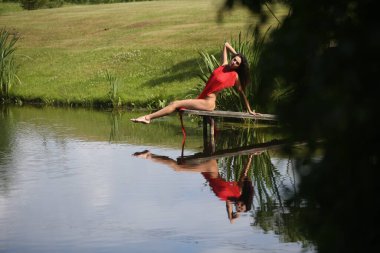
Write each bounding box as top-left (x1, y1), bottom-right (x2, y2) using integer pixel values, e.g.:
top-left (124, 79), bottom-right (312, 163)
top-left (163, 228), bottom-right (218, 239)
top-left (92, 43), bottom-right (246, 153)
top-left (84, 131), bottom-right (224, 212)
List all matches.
top-left (131, 42), bottom-right (258, 124)
top-left (132, 150), bottom-right (256, 223)
top-left (201, 154), bottom-right (254, 223)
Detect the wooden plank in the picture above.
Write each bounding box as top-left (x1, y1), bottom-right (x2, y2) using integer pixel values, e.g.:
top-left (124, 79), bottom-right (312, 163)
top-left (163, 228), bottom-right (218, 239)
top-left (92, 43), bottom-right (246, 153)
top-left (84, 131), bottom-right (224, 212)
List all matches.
top-left (181, 109), bottom-right (277, 121)
top-left (177, 140), bottom-right (286, 164)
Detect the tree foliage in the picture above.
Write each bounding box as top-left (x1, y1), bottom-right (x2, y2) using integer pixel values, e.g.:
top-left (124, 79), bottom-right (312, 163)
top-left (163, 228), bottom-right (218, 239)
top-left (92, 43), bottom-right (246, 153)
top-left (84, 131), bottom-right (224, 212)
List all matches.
top-left (20, 0), bottom-right (48, 10)
top-left (223, 0), bottom-right (380, 252)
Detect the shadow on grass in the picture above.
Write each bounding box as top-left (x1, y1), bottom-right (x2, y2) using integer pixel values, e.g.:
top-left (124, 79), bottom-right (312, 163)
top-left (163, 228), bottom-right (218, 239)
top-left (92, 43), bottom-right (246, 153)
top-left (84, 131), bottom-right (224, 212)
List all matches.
top-left (143, 57), bottom-right (200, 87)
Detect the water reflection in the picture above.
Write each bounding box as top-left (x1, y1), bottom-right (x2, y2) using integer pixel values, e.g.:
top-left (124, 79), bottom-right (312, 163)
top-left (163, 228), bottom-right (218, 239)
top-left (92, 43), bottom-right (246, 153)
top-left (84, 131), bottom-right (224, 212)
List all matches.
top-left (132, 139), bottom-right (287, 225)
top-left (133, 150), bottom-right (259, 223)
top-left (0, 106), bottom-right (19, 197)
top-left (133, 135), bottom-right (312, 249)
top-left (0, 105), bottom-right (314, 252)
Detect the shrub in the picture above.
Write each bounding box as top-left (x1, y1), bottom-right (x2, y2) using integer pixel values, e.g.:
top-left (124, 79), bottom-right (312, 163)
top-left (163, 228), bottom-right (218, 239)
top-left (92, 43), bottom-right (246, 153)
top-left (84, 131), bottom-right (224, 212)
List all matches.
top-left (20, 0), bottom-right (48, 10)
top-left (46, 0), bottom-right (64, 8)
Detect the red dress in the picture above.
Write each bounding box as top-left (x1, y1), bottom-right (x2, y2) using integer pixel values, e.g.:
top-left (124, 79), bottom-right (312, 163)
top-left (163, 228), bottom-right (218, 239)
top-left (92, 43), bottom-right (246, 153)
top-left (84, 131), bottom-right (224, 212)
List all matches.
top-left (202, 173), bottom-right (241, 201)
top-left (197, 65), bottom-right (238, 99)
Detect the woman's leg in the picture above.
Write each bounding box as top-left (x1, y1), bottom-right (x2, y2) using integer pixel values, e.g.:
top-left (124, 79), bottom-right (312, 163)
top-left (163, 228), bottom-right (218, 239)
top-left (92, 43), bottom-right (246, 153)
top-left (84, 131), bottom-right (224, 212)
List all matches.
top-left (131, 98), bottom-right (215, 124)
top-left (133, 150), bottom-right (219, 173)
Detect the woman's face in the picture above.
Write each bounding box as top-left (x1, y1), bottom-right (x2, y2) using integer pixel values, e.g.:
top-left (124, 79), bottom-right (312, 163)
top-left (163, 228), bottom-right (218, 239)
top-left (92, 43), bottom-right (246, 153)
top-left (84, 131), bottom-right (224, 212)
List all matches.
top-left (230, 55), bottom-right (242, 69)
top-left (235, 201), bottom-right (246, 212)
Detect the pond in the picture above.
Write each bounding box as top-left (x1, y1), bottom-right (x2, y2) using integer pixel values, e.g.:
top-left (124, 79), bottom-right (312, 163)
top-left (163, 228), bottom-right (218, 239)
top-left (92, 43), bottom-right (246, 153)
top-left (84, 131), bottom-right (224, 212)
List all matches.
top-left (0, 105), bottom-right (315, 253)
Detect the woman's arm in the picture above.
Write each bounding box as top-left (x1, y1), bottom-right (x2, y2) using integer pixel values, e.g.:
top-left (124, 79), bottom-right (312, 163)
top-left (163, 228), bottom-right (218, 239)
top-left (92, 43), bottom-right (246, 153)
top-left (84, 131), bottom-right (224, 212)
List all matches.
top-left (226, 200), bottom-right (240, 223)
top-left (243, 154), bottom-right (253, 178)
top-left (222, 42), bottom-right (237, 66)
top-left (235, 79), bottom-right (259, 115)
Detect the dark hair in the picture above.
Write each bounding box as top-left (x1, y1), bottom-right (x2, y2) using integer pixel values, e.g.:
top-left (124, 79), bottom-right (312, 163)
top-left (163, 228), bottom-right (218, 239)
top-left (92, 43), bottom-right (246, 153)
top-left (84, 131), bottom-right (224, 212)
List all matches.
top-left (234, 53), bottom-right (251, 91)
top-left (229, 177), bottom-right (254, 212)
top-left (238, 178), bottom-right (254, 212)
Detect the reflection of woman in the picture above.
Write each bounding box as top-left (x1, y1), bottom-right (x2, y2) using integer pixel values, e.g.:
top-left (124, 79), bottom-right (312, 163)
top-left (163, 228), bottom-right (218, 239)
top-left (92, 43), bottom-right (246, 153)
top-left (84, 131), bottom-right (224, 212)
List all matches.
top-left (203, 154), bottom-right (254, 223)
top-left (133, 150), bottom-right (255, 223)
top-left (131, 42), bottom-right (258, 124)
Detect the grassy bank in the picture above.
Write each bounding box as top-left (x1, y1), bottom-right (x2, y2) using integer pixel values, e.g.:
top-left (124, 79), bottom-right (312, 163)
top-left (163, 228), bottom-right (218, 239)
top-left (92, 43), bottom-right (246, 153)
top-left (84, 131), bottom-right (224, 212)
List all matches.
top-left (0, 1), bottom-right (286, 107)
top-left (0, 2), bottom-right (23, 14)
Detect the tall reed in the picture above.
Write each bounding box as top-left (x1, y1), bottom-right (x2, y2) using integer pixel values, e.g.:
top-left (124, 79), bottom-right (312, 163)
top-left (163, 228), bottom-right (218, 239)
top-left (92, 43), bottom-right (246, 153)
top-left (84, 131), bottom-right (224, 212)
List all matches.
top-left (0, 28), bottom-right (20, 99)
top-left (105, 70), bottom-right (121, 108)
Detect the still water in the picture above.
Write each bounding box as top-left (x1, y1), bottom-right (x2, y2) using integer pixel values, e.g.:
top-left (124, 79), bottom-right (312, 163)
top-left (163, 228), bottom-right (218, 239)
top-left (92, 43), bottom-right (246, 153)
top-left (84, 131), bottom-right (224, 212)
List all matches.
top-left (0, 106), bottom-right (314, 253)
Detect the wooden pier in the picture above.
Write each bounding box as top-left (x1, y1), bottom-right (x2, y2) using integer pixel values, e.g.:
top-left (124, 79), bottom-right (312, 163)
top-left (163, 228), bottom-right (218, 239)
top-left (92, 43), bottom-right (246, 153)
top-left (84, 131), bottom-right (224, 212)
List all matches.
top-left (179, 109), bottom-right (277, 139)
top-left (180, 109), bottom-right (277, 121)
top-left (178, 109), bottom-right (278, 154)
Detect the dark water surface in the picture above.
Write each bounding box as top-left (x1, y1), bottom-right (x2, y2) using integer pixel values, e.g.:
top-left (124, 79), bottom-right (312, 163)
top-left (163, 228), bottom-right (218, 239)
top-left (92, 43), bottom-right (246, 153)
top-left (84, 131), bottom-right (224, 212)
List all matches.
top-left (0, 106), bottom-right (314, 253)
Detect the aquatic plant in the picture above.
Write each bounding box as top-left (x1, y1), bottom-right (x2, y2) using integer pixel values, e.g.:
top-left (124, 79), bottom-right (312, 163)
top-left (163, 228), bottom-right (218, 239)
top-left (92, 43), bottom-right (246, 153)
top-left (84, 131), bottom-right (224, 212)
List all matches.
top-left (0, 28), bottom-right (20, 100)
top-left (105, 70), bottom-right (121, 108)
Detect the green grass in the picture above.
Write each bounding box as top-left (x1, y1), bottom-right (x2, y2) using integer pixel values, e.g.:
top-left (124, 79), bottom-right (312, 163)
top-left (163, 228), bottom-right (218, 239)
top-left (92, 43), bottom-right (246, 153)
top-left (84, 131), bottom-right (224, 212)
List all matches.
top-left (0, 1), bottom-right (287, 107)
top-left (0, 2), bottom-right (23, 14)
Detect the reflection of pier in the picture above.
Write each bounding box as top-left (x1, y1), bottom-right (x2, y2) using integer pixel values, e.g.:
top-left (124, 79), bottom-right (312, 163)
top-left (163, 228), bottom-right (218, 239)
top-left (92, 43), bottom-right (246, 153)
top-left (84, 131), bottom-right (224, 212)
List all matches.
top-left (179, 109), bottom-right (278, 153)
top-left (179, 139), bottom-right (286, 164)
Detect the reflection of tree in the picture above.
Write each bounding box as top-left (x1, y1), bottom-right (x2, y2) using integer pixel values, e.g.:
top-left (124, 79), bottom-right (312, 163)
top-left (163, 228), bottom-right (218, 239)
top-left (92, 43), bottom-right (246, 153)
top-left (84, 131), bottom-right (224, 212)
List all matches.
top-left (252, 160), bottom-right (313, 248)
top-left (213, 125), bottom-right (311, 246)
top-left (220, 152), bottom-right (311, 246)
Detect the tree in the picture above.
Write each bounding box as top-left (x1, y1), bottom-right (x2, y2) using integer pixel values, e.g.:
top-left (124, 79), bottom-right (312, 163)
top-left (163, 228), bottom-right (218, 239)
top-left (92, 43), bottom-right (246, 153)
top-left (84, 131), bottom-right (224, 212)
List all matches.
top-left (223, 0), bottom-right (380, 252)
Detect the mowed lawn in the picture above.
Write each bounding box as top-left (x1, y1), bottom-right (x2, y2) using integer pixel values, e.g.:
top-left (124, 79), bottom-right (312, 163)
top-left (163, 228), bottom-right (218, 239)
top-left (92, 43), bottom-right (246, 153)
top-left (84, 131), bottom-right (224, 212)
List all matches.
top-left (0, 0), bottom-right (285, 107)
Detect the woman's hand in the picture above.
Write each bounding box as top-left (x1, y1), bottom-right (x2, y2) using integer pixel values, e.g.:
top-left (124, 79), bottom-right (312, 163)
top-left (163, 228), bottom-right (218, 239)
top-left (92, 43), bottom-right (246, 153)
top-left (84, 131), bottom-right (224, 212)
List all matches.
top-left (224, 42), bottom-right (237, 55)
top-left (222, 42), bottom-right (238, 65)
top-left (249, 110), bottom-right (261, 116)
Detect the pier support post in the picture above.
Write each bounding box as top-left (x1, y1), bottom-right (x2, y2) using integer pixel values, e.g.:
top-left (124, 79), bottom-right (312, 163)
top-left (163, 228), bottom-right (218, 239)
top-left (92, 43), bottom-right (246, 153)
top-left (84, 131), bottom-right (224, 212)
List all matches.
top-left (202, 116), bottom-right (216, 154)
top-left (209, 117), bottom-right (215, 153)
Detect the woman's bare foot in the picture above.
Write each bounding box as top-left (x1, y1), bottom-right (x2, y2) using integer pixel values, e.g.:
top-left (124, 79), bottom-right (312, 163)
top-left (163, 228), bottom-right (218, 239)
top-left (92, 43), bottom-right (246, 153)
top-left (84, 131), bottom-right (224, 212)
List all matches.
top-left (132, 150), bottom-right (152, 159)
top-left (130, 116), bottom-right (150, 124)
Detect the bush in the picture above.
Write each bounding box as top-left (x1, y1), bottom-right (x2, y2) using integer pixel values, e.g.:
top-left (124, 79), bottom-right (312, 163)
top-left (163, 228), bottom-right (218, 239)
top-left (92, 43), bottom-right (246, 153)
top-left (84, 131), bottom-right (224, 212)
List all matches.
top-left (20, 0), bottom-right (64, 10)
top-left (20, 0), bottom-right (48, 10)
top-left (46, 0), bottom-right (64, 8)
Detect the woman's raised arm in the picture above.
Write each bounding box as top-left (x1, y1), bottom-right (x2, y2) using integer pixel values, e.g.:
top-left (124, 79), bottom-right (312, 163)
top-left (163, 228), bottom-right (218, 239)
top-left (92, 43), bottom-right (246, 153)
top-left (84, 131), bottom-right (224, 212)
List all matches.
top-left (222, 42), bottom-right (237, 66)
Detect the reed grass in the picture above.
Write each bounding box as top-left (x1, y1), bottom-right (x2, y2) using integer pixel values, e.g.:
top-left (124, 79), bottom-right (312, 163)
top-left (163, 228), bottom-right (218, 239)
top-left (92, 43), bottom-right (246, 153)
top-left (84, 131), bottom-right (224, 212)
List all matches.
top-left (105, 70), bottom-right (121, 108)
top-left (0, 28), bottom-right (20, 100)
